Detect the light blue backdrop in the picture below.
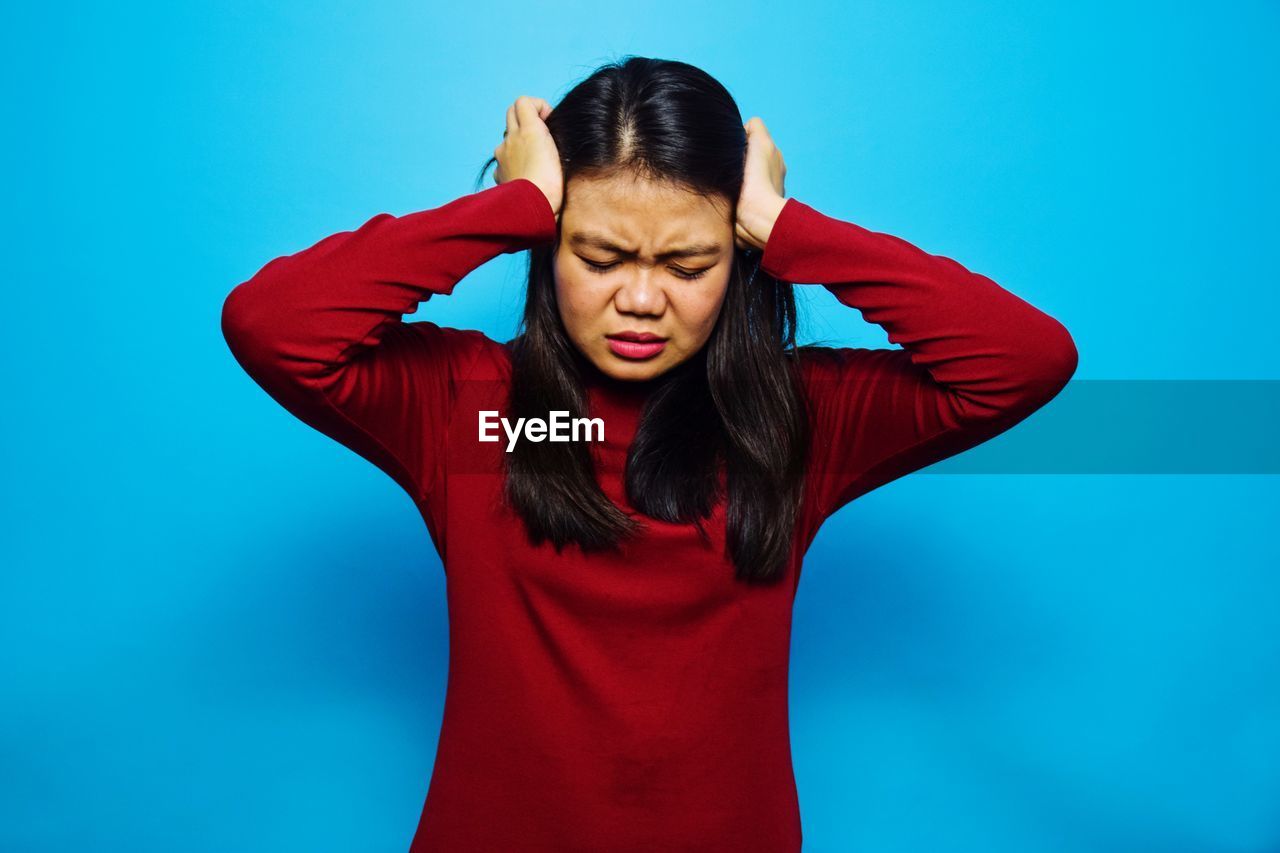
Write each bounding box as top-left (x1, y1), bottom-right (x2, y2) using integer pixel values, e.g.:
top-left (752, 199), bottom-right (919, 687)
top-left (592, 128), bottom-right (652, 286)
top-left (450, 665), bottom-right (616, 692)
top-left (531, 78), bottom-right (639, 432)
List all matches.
top-left (4, 2), bottom-right (1277, 851)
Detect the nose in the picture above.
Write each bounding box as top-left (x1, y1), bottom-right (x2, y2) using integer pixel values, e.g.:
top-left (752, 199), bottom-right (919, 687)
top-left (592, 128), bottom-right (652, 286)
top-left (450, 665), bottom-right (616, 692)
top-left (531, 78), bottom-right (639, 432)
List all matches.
top-left (612, 265), bottom-right (668, 317)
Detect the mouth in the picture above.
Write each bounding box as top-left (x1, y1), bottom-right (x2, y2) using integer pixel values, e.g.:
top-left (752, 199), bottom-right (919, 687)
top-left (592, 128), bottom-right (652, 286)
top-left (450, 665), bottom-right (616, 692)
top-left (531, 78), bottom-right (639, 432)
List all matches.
top-left (605, 332), bottom-right (668, 360)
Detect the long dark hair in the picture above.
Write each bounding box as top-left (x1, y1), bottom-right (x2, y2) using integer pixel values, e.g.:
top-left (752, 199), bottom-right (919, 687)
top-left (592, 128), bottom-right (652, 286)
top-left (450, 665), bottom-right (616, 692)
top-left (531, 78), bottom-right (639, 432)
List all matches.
top-left (475, 56), bottom-right (811, 584)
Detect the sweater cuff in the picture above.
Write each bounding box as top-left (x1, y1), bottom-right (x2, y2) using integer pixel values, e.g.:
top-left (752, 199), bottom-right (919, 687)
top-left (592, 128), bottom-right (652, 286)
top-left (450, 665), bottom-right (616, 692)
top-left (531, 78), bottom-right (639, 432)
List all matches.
top-left (760, 196), bottom-right (881, 285)
top-left (759, 196), bottom-right (818, 282)
top-left (499, 178), bottom-right (560, 250)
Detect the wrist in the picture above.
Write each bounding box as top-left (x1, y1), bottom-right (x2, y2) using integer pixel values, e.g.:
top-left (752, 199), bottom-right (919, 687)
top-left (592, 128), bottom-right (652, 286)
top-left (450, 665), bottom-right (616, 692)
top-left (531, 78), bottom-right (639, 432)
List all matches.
top-left (740, 195), bottom-right (788, 251)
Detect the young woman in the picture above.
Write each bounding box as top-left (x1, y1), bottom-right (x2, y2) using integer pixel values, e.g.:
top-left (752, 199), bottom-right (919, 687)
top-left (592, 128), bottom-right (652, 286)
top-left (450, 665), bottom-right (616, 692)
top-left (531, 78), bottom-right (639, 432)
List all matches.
top-left (222, 57), bottom-right (1076, 853)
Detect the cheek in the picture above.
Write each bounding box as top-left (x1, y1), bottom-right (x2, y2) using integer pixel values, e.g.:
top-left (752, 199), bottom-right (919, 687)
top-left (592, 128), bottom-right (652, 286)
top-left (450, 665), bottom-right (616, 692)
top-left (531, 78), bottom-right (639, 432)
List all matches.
top-left (553, 270), bottom-right (602, 335)
top-left (681, 278), bottom-right (730, 340)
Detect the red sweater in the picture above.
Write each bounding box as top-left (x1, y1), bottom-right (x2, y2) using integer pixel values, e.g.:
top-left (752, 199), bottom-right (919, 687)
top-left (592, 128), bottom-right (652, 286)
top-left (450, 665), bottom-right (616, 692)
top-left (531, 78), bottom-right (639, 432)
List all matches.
top-left (221, 178), bottom-right (1076, 851)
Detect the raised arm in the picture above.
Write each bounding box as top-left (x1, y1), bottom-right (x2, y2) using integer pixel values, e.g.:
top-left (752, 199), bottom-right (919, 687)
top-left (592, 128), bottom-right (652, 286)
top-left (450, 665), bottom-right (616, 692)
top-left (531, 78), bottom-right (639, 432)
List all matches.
top-left (220, 178), bottom-right (558, 509)
top-left (759, 197), bottom-right (1078, 520)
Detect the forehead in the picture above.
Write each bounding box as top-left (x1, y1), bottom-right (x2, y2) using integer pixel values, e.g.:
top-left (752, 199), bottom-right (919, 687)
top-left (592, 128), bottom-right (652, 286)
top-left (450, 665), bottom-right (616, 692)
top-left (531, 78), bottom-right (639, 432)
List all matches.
top-left (561, 172), bottom-right (732, 248)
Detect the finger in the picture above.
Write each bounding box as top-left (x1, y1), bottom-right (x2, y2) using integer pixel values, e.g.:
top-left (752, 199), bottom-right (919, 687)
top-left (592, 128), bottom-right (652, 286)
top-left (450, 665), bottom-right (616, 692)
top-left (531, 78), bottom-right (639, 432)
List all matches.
top-left (514, 95), bottom-right (537, 130)
top-left (506, 102), bottom-right (518, 138)
top-left (519, 96), bottom-right (550, 125)
top-left (527, 96), bottom-right (546, 125)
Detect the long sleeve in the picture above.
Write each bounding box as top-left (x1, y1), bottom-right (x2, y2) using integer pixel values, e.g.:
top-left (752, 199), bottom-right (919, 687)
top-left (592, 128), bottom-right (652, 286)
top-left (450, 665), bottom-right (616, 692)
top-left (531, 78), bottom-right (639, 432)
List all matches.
top-left (220, 177), bottom-right (559, 510)
top-left (760, 197), bottom-right (1078, 521)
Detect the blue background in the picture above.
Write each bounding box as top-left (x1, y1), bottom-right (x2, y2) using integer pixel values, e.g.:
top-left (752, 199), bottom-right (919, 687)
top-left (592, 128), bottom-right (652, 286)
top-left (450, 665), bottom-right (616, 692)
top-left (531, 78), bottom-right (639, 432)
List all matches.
top-left (5, 2), bottom-right (1278, 851)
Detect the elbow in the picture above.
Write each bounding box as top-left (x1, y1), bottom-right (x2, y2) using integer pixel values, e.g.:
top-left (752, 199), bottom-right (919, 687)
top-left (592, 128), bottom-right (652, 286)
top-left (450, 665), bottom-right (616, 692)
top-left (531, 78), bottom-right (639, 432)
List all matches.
top-left (947, 317), bottom-right (1079, 426)
top-left (220, 277), bottom-right (283, 377)
top-left (1022, 318), bottom-right (1078, 411)
top-left (1047, 319), bottom-right (1079, 387)
top-left (220, 253), bottom-right (302, 355)
top-left (220, 281), bottom-right (259, 363)
top-left (221, 248), bottom-right (307, 360)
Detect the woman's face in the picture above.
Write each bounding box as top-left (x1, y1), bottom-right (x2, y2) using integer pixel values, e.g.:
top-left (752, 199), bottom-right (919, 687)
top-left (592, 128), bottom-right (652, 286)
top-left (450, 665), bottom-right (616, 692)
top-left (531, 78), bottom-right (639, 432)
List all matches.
top-left (553, 171), bottom-right (734, 382)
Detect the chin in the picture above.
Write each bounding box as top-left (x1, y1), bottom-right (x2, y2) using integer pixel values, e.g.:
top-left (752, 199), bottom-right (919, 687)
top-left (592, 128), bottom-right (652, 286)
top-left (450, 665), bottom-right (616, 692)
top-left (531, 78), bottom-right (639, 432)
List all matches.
top-left (594, 351), bottom-right (675, 382)
top-left (601, 362), bottom-right (663, 381)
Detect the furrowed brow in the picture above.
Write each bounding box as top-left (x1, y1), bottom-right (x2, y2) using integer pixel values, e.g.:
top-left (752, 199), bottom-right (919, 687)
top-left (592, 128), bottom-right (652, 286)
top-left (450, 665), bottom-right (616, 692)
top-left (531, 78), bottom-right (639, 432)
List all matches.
top-left (568, 232), bottom-right (721, 259)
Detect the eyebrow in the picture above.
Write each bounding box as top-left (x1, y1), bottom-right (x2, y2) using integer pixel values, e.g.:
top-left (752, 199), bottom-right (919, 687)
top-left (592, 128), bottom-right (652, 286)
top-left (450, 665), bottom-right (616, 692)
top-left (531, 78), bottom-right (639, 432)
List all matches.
top-left (567, 231), bottom-right (722, 260)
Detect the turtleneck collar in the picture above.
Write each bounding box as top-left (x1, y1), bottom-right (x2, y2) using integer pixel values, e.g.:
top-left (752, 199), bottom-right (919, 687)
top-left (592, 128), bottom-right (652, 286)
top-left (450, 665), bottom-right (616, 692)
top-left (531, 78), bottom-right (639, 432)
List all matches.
top-left (571, 349), bottom-right (708, 475)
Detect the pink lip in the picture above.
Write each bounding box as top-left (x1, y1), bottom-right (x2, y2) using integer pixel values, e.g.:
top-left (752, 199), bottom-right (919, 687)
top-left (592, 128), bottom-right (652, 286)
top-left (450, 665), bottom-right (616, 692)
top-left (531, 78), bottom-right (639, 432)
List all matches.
top-left (606, 336), bottom-right (667, 360)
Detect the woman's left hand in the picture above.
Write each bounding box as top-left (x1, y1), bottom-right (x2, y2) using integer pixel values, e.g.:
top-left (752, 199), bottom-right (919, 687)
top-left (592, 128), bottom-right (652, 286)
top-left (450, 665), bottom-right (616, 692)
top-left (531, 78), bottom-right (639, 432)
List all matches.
top-left (735, 117), bottom-right (789, 252)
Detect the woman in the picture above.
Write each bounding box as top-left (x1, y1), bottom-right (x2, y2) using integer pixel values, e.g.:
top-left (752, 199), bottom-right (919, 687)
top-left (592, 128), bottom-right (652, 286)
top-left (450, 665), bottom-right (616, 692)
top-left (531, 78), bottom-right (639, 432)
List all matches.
top-left (222, 57), bottom-right (1076, 852)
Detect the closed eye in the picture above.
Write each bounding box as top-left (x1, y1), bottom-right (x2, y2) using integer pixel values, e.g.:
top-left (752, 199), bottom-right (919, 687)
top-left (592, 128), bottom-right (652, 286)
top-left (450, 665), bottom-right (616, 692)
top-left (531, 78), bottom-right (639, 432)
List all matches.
top-left (581, 259), bottom-right (710, 280)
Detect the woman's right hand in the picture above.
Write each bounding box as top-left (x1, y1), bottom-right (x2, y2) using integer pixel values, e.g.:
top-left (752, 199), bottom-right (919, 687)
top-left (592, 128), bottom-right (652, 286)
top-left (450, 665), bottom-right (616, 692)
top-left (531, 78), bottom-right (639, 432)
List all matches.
top-left (493, 96), bottom-right (563, 221)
